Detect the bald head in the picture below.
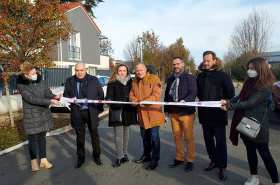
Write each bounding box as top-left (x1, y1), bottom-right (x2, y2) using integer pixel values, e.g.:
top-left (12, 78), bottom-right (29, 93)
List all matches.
top-left (75, 62), bottom-right (87, 79)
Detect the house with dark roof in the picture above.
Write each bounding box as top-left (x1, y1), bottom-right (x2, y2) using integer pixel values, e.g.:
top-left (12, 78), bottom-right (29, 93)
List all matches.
top-left (50, 2), bottom-right (109, 75)
top-left (265, 51), bottom-right (280, 66)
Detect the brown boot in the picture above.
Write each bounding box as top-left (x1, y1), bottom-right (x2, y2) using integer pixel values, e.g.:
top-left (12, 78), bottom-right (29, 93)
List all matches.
top-left (31, 159), bottom-right (39, 172)
top-left (40, 158), bottom-right (53, 169)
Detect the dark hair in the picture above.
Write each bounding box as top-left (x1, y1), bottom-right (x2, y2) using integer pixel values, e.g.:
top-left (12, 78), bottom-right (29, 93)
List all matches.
top-left (245, 57), bottom-right (275, 91)
top-left (203, 51), bottom-right (217, 60)
top-left (172, 56), bottom-right (184, 63)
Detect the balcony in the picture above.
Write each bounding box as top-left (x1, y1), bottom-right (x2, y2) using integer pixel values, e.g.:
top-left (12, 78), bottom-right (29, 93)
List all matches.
top-left (68, 45), bottom-right (80, 60)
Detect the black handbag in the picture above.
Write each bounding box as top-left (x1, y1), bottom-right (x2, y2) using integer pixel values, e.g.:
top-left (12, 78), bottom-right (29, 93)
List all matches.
top-left (109, 108), bottom-right (122, 123)
top-left (236, 108), bottom-right (267, 139)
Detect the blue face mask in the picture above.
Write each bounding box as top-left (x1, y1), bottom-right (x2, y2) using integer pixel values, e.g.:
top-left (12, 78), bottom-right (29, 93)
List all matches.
top-left (31, 75), bottom-right (37, 81)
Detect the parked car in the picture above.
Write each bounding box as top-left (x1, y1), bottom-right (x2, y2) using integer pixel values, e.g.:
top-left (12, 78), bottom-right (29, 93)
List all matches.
top-left (271, 81), bottom-right (280, 112)
top-left (50, 75), bottom-right (109, 112)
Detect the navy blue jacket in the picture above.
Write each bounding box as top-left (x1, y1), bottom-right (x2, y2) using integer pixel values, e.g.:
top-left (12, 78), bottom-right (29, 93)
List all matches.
top-left (164, 70), bottom-right (197, 116)
top-left (63, 75), bottom-right (104, 130)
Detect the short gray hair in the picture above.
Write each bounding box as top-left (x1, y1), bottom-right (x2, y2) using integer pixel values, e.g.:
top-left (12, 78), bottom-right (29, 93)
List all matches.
top-left (134, 62), bottom-right (146, 68)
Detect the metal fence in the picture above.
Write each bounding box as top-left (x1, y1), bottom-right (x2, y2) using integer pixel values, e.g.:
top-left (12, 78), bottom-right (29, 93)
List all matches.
top-left (42, 67), bottom-right (72, 88)
top-left (0, 67), bottom-right (72, 96)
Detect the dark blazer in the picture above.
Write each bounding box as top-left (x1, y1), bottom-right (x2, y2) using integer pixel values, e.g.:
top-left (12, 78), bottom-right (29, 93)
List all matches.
top-left (63, 74), bottom-right (104, 130)
top-left (197, 61), bottom-right (235, 127)
top-left (105, 79), bottom-right (137, 127)
top-left (17, 74), bottom-right (55, 135)
top-left (226, 87), bottom-right (271, 143)
top-left (164, 70), bottom-right (197, 116)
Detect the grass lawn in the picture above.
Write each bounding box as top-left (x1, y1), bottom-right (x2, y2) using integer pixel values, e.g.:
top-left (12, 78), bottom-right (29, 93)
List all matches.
top-left (0, 117), bottom-right (70, 151)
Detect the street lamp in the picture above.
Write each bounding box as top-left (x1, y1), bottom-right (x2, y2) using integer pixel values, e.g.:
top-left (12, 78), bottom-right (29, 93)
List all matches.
top-left (185, 66), bottom-right (191, 74)
top-left (138, 36), bottom-right (143, 63)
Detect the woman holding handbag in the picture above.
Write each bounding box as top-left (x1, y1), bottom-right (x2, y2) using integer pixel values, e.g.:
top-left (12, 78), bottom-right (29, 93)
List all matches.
top-left (105, 64), bottom-right (137, 167)
top-left (221, 57), bottom-right (279, 185)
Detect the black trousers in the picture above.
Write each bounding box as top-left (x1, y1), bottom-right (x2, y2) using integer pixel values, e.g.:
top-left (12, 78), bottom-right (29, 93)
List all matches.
top-left (202, 125), bottom-right (227, 168)
top-left (75, 110), bottom-right (101, 160)
top-left (243, 139), bottom-right (279, 183)
top-left (28, 131), bottom-right (47, 160)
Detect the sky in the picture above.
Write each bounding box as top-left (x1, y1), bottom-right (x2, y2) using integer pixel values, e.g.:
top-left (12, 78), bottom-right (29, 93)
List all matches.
top-left (93, 0), bottom-right (280, 66)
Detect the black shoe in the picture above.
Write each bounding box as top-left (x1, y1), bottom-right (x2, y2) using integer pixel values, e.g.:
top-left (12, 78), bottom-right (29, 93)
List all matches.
top-left (146, 162), bottom-right (158, 171)
top-left (169, 159), bottom-right (184, 168)
top-left (94, 157), bottom-right (103, 166)
top-left (134, 154), bottom-right (151, 163)
top-left (185, 162), bottom-right (194, 172)
top-left (122, 154), bottom-right (129, 163)
top-left (75, 158), bottom-right (85, 168)
top-left (113, 159), bottom-right (122, 168)
top-left (219, 168), bottom-right (227, 181)
top-left (204, 161), bottom-right (217, 171)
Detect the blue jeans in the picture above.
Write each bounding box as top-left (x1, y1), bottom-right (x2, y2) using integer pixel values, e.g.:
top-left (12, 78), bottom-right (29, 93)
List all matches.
top-left (28, 131), bottom-right (47, 160)
top-left (242, 139), bottom-right (279, 183)
top-left (140, 126), bottom-right (160, 163)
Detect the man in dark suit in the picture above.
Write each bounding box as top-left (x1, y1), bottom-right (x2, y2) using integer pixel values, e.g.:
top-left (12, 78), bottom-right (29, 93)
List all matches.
top-left (63, 62), bottom-right (104, 168)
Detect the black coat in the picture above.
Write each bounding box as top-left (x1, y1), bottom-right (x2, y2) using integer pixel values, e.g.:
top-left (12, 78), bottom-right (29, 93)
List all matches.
top-left (63, 74), bottom-right (104, 130)
top-left (17, 74), bottom-right (55, 135)
top-left (105, 79), bottom-right (137, 127)
top-left (197, 61), bottom-right (235, 127)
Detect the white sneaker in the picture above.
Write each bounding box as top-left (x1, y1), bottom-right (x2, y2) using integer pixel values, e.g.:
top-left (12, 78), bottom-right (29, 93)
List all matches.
top-left (244, 176), bottom-right (259, 185)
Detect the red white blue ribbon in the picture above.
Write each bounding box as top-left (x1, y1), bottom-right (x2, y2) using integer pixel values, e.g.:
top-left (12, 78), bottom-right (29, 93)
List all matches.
top-left (60, 97), bottom-right (221, 108)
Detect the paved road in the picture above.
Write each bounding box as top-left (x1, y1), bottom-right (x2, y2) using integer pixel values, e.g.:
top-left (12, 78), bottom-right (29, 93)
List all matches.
top-left (0, 88), bottom-right (279, 185)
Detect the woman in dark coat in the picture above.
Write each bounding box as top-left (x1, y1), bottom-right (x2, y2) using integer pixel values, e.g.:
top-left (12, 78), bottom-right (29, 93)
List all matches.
top-left (221, 57), bottom-right (279, 185)
top-left (17, 62), bottom-right (61, 172)
top-left (105, 64), bottom-right (137, 167)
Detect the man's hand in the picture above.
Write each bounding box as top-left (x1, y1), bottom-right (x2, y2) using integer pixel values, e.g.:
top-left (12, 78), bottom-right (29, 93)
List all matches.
top-left (180, 100), bottom-right (185, 103)
top-left (140, 104), bottom-right (145, 108)
top-left (51, 99), bottom-right (61, 105)
top-left (131, 99), bottom-right (137, 107)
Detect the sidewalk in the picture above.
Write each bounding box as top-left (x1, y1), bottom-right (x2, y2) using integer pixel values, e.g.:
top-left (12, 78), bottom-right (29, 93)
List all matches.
top-left (1, 109), bottom-right (279, 185)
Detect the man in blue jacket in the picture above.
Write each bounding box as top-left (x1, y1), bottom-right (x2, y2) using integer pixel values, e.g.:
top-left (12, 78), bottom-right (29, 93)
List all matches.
top-left (164, 56), bottom-right (197, 172)
top-left (63, 62), bottom-right (104, 168)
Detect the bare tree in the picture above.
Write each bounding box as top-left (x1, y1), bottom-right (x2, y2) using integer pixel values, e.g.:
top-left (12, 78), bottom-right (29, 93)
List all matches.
top-left (123, 37), bottom-right (141, 61)
top-left (228, 7), bottom-right (274, 69)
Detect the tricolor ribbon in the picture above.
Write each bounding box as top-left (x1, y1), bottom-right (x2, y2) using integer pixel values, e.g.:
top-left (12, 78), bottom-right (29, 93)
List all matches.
top-left (60, 97), bottom-right (221, 108)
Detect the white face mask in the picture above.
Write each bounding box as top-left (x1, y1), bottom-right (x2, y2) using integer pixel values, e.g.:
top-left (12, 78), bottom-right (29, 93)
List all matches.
top-left (31, 75), bottom-right (37, 81)
top-left (247, 70), bottom-right (258, 78)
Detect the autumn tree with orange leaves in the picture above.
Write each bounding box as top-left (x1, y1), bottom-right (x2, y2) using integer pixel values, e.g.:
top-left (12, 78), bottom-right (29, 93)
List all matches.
top-left (0, 0), bottom-right (72, 126)
top-left (163, 37), bottom-right (195, 81)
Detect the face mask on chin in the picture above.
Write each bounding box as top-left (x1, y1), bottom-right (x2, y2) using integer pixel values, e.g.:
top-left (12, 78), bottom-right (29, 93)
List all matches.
top-left (247, 70), bottom-right (258, 78)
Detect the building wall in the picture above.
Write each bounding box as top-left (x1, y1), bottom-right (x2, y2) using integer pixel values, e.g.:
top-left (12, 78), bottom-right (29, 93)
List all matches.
top-left (50, 6), bottom-right (100, 66)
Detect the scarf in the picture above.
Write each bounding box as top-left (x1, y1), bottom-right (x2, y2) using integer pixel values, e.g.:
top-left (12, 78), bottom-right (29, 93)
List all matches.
top-left (116, 75), bottom-right (130, 86)
top-left (75, 73), bottom-right (88, 99)
top-left (169, 69), bottom-right (184, 102)
top-left (229, 77), bottom-right (258, 146)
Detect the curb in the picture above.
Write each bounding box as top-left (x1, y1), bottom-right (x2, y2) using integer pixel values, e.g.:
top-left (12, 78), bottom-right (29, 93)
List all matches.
top-left (0, 110), bottom-right (109, 156)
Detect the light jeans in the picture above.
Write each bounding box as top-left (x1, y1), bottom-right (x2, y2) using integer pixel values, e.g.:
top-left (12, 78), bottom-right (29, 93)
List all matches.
top-left (114, 126), bottom-right (130, 159)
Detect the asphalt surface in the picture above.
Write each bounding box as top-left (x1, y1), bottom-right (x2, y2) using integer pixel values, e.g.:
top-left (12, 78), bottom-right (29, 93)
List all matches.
top-left (0, 88), bottom-right (279, 185)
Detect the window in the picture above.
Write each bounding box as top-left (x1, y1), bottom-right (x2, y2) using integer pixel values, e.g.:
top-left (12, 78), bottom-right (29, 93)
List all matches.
top-left (68, 31), bottom-right (81, 60)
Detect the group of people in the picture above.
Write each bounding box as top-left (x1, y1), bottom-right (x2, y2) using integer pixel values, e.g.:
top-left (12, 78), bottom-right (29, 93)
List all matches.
top-left (17, 50), bottom-right (279, 185)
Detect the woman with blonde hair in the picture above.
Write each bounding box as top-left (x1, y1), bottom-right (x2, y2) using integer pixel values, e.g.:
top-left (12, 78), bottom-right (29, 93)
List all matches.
top-left (105, 64), bottom-right (137, 167)
top-left (221, 57), bottom-right (279, 185)
top-left (17, 62), bottom-right (61, 172)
